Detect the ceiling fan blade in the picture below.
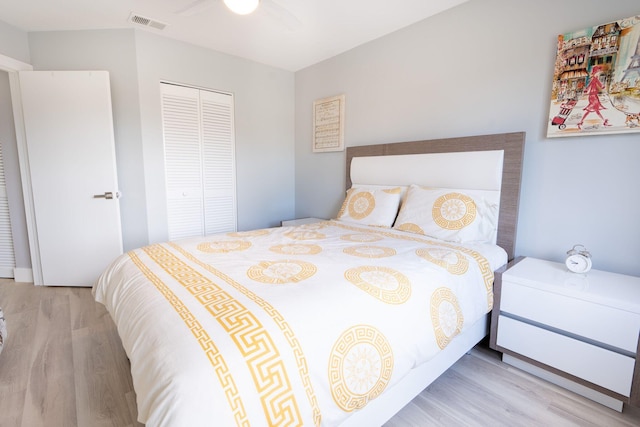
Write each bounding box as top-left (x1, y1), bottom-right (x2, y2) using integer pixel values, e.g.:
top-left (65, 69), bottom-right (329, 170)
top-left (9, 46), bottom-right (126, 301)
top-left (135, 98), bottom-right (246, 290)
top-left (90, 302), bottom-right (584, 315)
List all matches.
top-left (174, 0), bottom-right (217, 16)
top-left (262, 0), bottom-right (303, 31)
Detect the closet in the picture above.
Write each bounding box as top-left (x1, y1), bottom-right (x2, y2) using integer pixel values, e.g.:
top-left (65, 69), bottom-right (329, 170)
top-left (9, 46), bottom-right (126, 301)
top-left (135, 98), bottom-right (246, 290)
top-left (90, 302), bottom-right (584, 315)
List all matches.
top-left (160, 83), bottom-right (237, 240)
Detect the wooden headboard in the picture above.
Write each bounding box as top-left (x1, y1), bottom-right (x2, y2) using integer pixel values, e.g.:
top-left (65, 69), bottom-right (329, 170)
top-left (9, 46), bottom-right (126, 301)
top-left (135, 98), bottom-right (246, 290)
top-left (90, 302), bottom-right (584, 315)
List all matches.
top-left (345, 132), bottom-right (525, 261)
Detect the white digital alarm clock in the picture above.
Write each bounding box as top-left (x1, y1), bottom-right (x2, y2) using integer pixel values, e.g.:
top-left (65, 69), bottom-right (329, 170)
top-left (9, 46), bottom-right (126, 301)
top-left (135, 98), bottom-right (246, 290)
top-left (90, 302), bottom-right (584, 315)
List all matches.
top-left (565, 244), bottom-right (592, 274)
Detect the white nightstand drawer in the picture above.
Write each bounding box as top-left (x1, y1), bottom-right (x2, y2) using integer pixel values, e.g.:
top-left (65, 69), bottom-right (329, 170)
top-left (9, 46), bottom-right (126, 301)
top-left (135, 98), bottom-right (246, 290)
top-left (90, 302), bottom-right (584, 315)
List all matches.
top-left (497, 315), bottom-right (635, 396)
top-left (501, 280), bottom-right (640, 353)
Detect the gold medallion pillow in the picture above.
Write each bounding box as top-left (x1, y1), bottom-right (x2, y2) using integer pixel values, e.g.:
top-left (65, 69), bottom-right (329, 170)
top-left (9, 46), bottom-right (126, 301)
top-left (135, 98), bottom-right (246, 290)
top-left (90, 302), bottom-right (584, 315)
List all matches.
top-left (336, 186), bottom-right (403, 227)
top-left (393, 184), bottom-right (499, 243)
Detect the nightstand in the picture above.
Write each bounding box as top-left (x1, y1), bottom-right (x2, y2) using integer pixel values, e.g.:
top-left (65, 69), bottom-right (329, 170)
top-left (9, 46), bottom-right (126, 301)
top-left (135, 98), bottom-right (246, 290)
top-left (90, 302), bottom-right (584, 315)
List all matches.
top-left (280, 217), bottom-right (324, 226)
top-left (490, 257), bottom-right (640, 411)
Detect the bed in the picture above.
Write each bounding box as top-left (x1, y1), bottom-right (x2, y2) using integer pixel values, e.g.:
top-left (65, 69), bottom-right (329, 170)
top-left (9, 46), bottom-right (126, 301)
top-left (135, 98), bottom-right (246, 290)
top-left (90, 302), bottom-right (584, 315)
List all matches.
top-left (93, 132), bottom-right (525, 426)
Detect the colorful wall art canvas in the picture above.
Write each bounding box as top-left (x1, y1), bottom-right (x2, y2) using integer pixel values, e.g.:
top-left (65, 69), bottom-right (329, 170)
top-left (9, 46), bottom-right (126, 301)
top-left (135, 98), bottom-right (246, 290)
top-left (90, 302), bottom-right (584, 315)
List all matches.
top-left (547, 15), bottom-right (640, 137)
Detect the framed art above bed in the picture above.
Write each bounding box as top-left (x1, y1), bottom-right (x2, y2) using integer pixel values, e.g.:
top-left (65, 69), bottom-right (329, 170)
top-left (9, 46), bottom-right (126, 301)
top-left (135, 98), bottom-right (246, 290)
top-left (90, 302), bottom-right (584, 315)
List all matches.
top-left (313, 94), bottom-right (345, 152)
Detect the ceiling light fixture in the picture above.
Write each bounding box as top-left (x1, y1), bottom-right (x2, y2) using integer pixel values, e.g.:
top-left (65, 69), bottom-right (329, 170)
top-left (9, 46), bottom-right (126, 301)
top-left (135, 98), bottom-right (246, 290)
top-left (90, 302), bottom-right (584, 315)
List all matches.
top-left (223, 0), bottom-right (260, 15)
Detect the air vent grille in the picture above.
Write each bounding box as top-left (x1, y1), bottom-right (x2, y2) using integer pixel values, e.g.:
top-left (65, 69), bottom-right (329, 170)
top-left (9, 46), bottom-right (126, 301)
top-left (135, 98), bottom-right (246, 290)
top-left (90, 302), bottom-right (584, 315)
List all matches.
top-left (128, 12), bottom-right (167, 30)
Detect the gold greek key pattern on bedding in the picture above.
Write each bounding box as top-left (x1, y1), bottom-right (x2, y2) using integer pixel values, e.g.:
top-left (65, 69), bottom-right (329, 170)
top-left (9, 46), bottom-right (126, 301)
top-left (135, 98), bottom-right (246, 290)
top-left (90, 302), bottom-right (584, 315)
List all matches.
top-left (197, 240), bottom-right (251, 253)
top-left (415, 248), bottom-right (469, 275)
top-left (345, 266), bottom-right (411, 304)
top-left (430, 287), bottom-right (464, 349)
top-left (143, 245), bottom-right (303, 427)
top-left (247, 260), bottom-right (318, 284)
top-left (328, 325), bottom-right (393, 412)
top-left (169, 243), bottom-right (322, 426)
top-left (343, 245), bottom-right (396, 258)
top-left (331, 221), bottom-right (494, 310)
top-left (128, 252), bottom-right (249, 427)
top-left (270, 244), bottom-right (323, 255)
top-left (432, 192), bottom-right (477, 230)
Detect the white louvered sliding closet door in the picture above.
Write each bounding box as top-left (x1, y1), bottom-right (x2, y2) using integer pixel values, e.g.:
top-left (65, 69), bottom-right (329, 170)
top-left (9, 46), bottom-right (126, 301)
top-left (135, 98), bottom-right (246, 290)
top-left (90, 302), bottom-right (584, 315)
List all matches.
top-left (201, 90), bottom-right (236, 235)
top-left (161, 83), bottom-right (237, 241)
top-left (162, 84), bottom-right (204, 239)
top-left (0, 143), bottom-right (15, 278)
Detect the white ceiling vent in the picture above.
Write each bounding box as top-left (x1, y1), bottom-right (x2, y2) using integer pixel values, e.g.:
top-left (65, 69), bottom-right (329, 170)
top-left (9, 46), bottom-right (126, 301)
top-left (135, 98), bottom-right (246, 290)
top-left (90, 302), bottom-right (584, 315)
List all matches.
top-left (128, 12), bottom-right (167, 31)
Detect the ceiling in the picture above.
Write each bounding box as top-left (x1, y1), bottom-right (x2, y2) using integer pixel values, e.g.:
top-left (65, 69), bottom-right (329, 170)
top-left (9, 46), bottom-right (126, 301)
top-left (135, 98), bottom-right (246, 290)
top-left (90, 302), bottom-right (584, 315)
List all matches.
top-left (0, 0), bottom-right (468, 71)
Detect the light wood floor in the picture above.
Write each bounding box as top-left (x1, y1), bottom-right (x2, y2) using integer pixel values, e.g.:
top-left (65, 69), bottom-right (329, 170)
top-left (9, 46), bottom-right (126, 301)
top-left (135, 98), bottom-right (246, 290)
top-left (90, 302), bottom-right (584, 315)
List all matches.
top-left (1, 279), bottom-right (640, 427)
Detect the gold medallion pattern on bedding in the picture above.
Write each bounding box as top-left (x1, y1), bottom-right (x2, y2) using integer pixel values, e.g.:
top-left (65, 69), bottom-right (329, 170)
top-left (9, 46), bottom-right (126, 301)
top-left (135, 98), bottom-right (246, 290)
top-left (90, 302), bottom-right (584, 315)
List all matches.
top-left (329, 325), bottom-right (394, 412)
top-left (99, 219), bottom-right (497, 426)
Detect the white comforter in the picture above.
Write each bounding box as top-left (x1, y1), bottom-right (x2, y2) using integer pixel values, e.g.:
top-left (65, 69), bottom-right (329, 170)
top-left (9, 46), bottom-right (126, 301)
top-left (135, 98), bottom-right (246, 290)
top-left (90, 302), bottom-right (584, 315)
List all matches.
top-left (93, 220), bottom-right (506, 426)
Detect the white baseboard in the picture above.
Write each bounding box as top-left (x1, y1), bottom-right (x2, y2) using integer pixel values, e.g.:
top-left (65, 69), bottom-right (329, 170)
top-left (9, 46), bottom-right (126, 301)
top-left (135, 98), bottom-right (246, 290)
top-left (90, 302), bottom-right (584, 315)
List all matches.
top-left (13, 267), bottom-right (33, 283)
top-left (0, 267), bottom-right (14, 278)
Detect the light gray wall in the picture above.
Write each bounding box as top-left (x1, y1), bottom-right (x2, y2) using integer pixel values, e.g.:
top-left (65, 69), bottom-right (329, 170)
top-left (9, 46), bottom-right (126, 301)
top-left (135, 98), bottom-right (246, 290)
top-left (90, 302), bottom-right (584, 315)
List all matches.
top-left (295, 0), bottom-right (640, 276)
top-left (0, 19), bottom-right (30, 64)
top-left (28, 29), bottom-right (148, 252)
top-left (134, 31), bottom-right (295, 243)
top-left (27, 29), bottom-right (295, 248)
top-left (0, 20), bottom-right (31, 270)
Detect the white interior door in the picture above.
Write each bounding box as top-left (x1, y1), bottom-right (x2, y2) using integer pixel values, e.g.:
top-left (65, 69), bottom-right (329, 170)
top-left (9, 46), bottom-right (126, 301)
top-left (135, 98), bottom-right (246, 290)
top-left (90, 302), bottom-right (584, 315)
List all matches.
top-left (19, 71), bottom-right (123, 286)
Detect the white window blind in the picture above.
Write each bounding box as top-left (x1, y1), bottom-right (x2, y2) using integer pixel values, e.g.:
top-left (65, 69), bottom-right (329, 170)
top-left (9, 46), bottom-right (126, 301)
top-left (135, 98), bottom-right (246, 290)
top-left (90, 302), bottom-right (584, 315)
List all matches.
top-left (161, 83), bottom-right (237, 241)
top-left (0, 142), bottom-right (16, 278)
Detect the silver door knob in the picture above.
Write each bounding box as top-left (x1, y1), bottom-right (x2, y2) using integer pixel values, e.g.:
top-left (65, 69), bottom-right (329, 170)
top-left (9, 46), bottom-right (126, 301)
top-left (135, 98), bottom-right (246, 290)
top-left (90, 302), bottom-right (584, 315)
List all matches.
top-left (93, 191), bottom-right (120, 199)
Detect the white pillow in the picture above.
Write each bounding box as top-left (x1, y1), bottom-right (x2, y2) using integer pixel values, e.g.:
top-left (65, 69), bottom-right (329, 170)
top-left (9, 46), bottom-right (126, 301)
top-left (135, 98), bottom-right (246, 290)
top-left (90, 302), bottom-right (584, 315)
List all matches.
top-left (336, 186), bottom-right (403, 227)
top-left (393, 184), bottom-right (499, 243)
top-left (349, 184), bottom-right (408, 199)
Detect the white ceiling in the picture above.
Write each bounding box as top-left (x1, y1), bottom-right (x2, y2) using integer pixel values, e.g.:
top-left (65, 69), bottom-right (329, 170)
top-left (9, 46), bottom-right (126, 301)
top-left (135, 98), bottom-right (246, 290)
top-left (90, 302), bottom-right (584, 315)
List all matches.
top-left (0, 0), bottom-right (468, 71)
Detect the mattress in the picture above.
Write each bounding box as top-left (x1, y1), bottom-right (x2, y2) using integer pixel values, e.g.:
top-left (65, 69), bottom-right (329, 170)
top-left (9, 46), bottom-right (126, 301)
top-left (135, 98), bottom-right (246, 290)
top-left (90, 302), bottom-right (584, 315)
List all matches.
top-left (93, 220), bottom-right (507, 426)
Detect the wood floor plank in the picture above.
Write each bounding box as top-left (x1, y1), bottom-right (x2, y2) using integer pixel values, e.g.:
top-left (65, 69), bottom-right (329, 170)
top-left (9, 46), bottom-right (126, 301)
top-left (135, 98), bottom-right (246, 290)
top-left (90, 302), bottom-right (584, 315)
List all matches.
top-left (0, 280), bottom-right (40, 315)
top-left (450, 352), bottom-right (567, 425)
top-left (391, 392), bottom-right (469, 426)
top-left (20, 293), bottom-right (77, 427)
top-left (125, 390), bottom-right (144, 427)
top-left (72, 321), bottom-right (139, 427)
top-left (0, 306), bottom-right (38, 427)
top-left (386, 345), bottom-right (640, 427)
top-left (414, 369), bottom-right (519, 426)
top-left (2, 280), bottom-right (640, 427)
top-left (469, 347), bottom-right (640, 426)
